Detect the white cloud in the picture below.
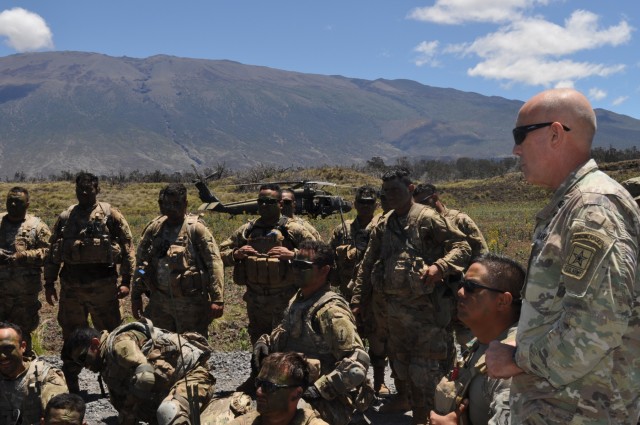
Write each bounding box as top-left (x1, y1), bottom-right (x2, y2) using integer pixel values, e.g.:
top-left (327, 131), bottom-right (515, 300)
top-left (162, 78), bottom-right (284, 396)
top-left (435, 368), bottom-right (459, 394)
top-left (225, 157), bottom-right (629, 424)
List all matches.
top-left (413, 40), bottom-right (440, 67)
top-left (612, 96), bottom-right (628, 106)
top-left (555, 80), bottom-right (575, 89)
top-left (0, 8), bottom-right (53, 52)
top-left (408, 0), bottom-right (550, 25)
top-left (450, 10), bottom-right (631, 86)
top-left (588, 88), bottom-right (607, 101)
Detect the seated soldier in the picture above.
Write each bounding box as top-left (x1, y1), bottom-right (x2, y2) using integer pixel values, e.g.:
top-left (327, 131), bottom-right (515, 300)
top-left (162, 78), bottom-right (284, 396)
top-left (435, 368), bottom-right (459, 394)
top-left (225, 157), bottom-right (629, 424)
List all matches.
top-left (227, 352), bottom-right (328, 425)
top-left (430, 253), bottom-right (525, 425)
top-left (0, 321), bottom-right (68, 424)
top-left (64, 319), bottom-right (216, 425)
top-left (253, 240), bottom-right (372, 425)
top-left (41, 393), bottom-right (87, 425)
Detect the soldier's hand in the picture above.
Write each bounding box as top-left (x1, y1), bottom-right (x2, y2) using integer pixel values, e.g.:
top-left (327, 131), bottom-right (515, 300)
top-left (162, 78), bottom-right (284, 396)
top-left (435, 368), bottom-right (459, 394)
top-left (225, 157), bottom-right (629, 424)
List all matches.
top-left (486, 341), bottom-right (523, 379)
top-left (131, 299), bottom-right (143, 319)
top-left (117, 285), bottom-right (130, 299)
top-left (429, 399), bottom-right (466, 425)
top-left (45, 284), bottom-right (58, 306)
top-left (267, 246), bottom-right (295, 260)
top-left (234, 245), bottom-right (258, 260)
top-left (252, 341), bottom-right (269, 371)
top-left (210, 302), bottom-right (224, 319)
top-left (351, 305), bottom-right (361, 317)
top-left (422, 264), bottom-right (444, 286)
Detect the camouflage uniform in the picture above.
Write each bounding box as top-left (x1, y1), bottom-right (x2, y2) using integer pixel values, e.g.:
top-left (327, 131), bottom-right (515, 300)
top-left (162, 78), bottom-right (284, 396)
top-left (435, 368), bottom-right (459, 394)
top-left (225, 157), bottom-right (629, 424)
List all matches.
top-left (44, 201), bottom-right (135, 386)
top-left (132, 214), bottom-right (225, 336)
top-left (258, 287), bottom-right (371, 425)
top-left (441, 207), bottom-right (488, 260)
top-left (97, 320), bottom-right (216, 424)
top-left (220, 217), bottom-right (317, 343)
top-left (227, 408), bottom-right (328, 425)
top-left (434, 325), bottom-right (516, 425)
top-left (199, 392), bottom-right (254, 425)
top-left (0, 213), bottom-right (50, 352)
top-left (0, 357), bottom-right (68, 424)
top-left (328, 217), bottom-right (370, 300)
top-left (513, 160), bottom-right (640, 424)
top-left (351, 203), bottom-right (471, 415)
top-left (292, 216), bottom-right (322, 241)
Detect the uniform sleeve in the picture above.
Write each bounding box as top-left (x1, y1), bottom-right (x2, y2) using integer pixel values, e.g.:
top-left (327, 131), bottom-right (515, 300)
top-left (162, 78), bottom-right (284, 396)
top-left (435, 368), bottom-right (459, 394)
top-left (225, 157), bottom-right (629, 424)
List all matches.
top-left (328, 224), bottom-right (342, 250)
top-left (287, 222), bottom-right (318, 246)
top-left (110, 208), bottom-right (136, 279)
top-left (193, 221), bottom-right (225, 303)
top-left (40, 367), bottom-right (69, 411)
top-left (487, 376), bottom-right (512, 425)
top-left (14, 220), bottom-right (51, 267)
top-left (43, 214), bottom-right (64, 283)
top-left (427, 212), bottom-right (471, 277)
top-left (132, 224), bottom-right (156, 302)
top-left (220, 224), bottom-right (249, 266)
top-left (458, 214), bottom-right (489, 256)
top-left (112, 333), bottom-right (149, 370)
top-left (303, 220), bottom-right (323, 241)
top-left (318, 301), bottom-right (365, 358)
top-left (515, 203), bottom-right (636, 388)
top-left (350, 222), bottom-right (382, 305)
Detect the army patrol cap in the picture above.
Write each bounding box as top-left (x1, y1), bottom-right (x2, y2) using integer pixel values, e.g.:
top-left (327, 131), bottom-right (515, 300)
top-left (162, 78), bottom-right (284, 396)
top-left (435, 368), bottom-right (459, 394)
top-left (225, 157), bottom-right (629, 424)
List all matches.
top-left (622, 177), bottom-right (640, 201)
top-left (355, 185), bottom-right (378, 203)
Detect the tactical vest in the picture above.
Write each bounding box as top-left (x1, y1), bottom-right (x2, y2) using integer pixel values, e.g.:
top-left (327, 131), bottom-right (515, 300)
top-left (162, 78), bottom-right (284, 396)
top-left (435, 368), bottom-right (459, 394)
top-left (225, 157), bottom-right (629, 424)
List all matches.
top-left (281, 289), bottom-right (348, 374)
top-left (146, 214), bottom-right (208, 297)
top-left (103, 320), bottom-right (211, 401)
top-left (234, 217), bottom-right (293, 287)
top-left (0, 358), bottom-right (52, 425)
top-left (50, 202), bottom-right (120, 265)
top-left (0, 214), bottom-right (42, 272)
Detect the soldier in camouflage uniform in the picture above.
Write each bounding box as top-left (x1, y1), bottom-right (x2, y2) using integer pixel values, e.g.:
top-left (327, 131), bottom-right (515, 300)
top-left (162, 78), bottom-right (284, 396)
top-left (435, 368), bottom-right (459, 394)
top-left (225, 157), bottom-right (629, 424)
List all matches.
top-left (413, 183), bottom-right (488, 260)
top-left (132, 183), bottom-right (225, 337)
top-left (485, 88), bottom-right (640, 424)
top-left (254, 240), bottom-right (372, 425)
top-left (328, 185), bottom-right (390, 395)
top-left (225, 352), bottom-right (328, 425)
top-left (430, 254), bottom-right (524, 425)
top-left (622, 177), bottom-right (640, 207)
top-left (44, 172), bottom-right (136, 393)
top-left (351, 169), bottom-right (471, 425)
top-left (65, 319), bottom-right (216, 425)
top-left (220, 184), bottom-right (317, 393)
top-left (281, 189), bottom-right (322, 241)
top-left (0, 322), bottom-right (68, 425)
top-left (42, 393), bottom-right (86, 425)
top-left (0, 187), bottom-right (51, 356)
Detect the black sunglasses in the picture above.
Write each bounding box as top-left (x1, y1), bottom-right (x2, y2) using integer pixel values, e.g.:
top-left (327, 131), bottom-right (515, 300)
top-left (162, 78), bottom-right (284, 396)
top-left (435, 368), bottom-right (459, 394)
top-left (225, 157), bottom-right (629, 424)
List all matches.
top-left (357, 199), bottom-right (376, 205)
top-left (257, 197), bottom-right (279, 205)
top-left (512, 122), bottom-right (571, 145)
top-left (281, 199), bottom-right (294, 205)
top-left (461, 279), bottom-right (506, 294)
top-left (255, 378), bottom-right (299, 393)
top-left (291, 258), bottom-right (316, 270)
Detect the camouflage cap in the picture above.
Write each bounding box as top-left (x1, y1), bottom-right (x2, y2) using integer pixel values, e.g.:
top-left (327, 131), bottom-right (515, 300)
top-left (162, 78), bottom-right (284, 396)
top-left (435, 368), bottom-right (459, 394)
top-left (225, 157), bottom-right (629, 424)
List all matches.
top-left (622, 177), bottom-right (640, 201)
top-left (413, 183), bottom-right (437, 202)
top-left (355, 185), bottom-right (378, 202)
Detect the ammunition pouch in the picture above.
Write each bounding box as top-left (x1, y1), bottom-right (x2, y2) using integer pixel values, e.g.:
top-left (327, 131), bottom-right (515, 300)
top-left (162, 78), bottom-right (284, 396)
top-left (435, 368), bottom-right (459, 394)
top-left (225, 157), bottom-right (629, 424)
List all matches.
top-left (384, 255), bottom-right (433, 296)
top-left (168, 268), bottom-right (205, 298)
top-left (434, 358), bottom-right (479, 416)
top-left (61, 237), bottom-right (117, 265)
top-left (242, 256), bottom-right (289, 287)
top-left (167, 245), bottom-right (190, 271)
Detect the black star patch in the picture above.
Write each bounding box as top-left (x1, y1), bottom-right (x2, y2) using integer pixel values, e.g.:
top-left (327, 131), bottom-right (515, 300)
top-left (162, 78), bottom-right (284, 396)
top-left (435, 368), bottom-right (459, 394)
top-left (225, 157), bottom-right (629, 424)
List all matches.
top-left (562, 242), bottom-right (595, 279)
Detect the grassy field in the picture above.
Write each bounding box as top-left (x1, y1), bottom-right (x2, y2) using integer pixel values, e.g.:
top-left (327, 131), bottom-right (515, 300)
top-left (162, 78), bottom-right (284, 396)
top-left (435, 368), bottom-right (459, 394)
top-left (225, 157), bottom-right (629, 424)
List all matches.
top-left (3, 162), bottom-right (638, 354)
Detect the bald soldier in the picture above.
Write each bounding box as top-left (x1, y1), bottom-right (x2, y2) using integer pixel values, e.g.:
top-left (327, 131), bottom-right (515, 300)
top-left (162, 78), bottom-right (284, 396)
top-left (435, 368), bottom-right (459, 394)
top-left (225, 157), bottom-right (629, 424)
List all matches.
top-left (485, 88), bottom-right (640, 424)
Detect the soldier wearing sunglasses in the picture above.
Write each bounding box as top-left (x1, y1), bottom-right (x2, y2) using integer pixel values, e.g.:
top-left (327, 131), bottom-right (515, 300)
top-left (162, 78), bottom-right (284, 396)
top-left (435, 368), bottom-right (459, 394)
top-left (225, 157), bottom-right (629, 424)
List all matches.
top-left (253, 240), bottom-right (371, 425)
top-left (220, 184), bottom-right (318, 394)
top-left (281, 189), bottom-right (322, 241)
top-left (225, 352), bottom-right (328, 425)
top-left (485, 89), bottom-right (640, 424)
top-left (430, 254), bottom-right (525, 425)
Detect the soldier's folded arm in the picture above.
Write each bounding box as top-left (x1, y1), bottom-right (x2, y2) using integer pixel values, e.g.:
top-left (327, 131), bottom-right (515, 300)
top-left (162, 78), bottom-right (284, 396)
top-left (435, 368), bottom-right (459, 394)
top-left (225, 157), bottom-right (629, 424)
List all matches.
top-left (220, 226), bottom-right (248, 266)
top-left (426, 213), bottom-right (472, 277)
top-left (193, 222), bottom-right (225, 304)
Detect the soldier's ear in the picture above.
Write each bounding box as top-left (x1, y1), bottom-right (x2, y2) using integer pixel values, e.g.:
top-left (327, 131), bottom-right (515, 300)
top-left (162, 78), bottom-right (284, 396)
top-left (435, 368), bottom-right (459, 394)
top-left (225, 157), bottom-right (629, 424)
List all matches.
top-left (90, 337), bottom-right (101, 349)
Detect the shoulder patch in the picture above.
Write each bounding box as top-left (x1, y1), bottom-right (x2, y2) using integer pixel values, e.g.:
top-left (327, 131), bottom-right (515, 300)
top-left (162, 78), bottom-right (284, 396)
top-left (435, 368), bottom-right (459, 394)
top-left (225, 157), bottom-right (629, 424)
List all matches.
top-left (561, 231), bottom-right (606, 280)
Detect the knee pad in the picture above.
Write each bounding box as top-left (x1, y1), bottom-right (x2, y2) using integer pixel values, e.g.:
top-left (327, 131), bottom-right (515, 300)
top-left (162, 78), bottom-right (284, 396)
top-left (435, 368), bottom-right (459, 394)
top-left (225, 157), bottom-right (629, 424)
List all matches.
top-left (156, 399), bottom-right (182, 425)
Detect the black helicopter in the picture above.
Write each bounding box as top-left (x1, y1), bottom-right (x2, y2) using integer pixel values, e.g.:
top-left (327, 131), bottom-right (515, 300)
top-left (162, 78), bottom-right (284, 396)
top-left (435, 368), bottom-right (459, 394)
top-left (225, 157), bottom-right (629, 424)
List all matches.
top-left (194, 176), bottom-right (352, 218)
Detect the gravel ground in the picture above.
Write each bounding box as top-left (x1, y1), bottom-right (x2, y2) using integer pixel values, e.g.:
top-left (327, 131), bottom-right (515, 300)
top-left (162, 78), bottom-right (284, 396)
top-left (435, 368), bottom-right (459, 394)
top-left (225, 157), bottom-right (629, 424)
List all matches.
top-left (44, 352), bottom-right (412, 424)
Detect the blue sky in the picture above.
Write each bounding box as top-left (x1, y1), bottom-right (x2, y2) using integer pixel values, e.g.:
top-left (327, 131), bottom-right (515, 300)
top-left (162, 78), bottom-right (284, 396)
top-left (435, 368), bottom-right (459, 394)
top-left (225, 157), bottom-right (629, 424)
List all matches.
top-left (1, 1), bottom-right (638, 119)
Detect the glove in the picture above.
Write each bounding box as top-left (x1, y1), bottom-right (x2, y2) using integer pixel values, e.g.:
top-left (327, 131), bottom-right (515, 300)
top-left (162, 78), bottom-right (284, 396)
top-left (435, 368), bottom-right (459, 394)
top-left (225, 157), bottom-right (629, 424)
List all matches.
top-left (131, 364), bottom-right (156, 400)
top-left (252, 341), bottom-right (269, 372)
top-left (302, 385), bottom-right (322, 401)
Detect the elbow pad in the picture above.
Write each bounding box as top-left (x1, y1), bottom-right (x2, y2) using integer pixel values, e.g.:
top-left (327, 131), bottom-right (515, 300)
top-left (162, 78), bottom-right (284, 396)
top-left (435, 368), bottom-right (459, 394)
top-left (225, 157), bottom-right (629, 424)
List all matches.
top-left (315, 348), bottom-right (370, 399)
top-left (131, 363), bottom-right (156, 400)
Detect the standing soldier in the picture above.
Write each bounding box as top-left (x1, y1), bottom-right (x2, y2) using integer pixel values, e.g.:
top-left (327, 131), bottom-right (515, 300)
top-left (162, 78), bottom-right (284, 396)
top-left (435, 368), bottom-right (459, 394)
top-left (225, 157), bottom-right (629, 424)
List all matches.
top-left (0, 322), bottom-right (68, 424)
top-left (44, 172), bottom-right (135, 393)
top-left (328, 185), bottom-right (377, 300)
top-left (281, 189), bottom-right (322, 241)
top-left (351, 169), bottom-right (471, 425)
top-left (0, 187), bottom-right (51, 356)
top-left (220, 184), bottom-right (317, 392)
top-left (132, 183), bottom-right (225, 337)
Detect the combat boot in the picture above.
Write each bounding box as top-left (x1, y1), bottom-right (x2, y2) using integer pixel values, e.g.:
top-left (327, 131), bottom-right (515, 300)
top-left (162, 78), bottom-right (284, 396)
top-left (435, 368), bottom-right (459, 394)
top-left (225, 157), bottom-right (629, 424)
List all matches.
top-left (411, 407), bottom-right (429, 425)
top-left (373, 365), bottom-right (391, 397)
top-left (378, 379), bottom-right (410, 413)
